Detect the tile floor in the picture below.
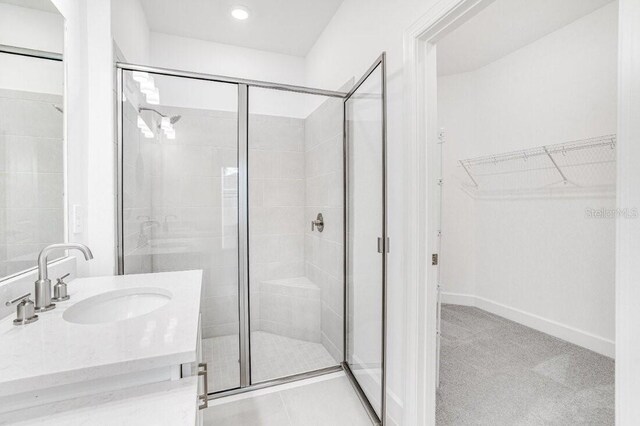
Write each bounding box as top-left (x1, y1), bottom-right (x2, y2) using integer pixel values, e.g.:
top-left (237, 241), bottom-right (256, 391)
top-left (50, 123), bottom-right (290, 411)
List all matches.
top-left (204, 331), bottom-right (337, 392)
top-left (204, 373), bottom-right (373, 425)
top-left (437, 304), bottom-right (615, 425)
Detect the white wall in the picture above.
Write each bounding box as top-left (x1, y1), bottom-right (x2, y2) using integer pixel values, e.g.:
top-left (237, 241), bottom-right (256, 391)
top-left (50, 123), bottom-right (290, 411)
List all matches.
top-left (50, 0), bottom-right (89, 278)
top-left (86, 0), bottom-right (116, 276)
top-left (111, 0), bottom-right (150, 63)
top-left (0, 3), bottom-right (63, 53)
top-left (438, 3), bottom-right (618, 355)
top-left (51, 0), bottom-right (115, 277)
top-left (149, 32), bottom-right (311, 118)
top-left (150, 32), bottom-right (306, 85)
top-left (110, 10), bottom-right (316, 115)
top-left (305, 1), bottom-right (444, 423)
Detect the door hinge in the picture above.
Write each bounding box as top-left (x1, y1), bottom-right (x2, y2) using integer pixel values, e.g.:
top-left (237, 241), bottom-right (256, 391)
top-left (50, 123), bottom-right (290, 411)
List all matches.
top-left (432, 253), bottom-right (438, 265)
top-left (377, 237), bottom-right (390, 254)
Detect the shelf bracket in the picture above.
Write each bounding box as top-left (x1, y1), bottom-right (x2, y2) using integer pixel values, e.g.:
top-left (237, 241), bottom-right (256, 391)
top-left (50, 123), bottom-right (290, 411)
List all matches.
top-left (543, 146), bottom-right (568, 184)
top-left (459, 160), bottom-right (479, 187)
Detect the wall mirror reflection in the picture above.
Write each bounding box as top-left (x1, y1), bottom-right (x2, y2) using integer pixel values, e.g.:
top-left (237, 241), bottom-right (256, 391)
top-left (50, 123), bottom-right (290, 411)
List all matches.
top-left (0, 0), bottom-right (65, 280)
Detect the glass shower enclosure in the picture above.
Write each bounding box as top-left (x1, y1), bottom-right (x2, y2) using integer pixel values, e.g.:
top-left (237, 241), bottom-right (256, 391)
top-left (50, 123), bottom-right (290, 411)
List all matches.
top-left (116, 55), bottom-right (387, 423)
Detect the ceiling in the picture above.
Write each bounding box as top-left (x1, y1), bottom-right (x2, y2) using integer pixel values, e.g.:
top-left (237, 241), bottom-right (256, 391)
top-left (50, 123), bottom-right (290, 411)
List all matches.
top-left (0, 0), bottom-right (59, 13)
top-left (437, 0), bottom-right (615, 76)
top-left (139, 0), bottom-right (344, 57)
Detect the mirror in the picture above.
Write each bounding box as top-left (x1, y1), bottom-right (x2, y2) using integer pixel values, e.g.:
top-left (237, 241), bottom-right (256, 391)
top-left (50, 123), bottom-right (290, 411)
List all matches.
top-left (0, 0), bottom-right (64, 279)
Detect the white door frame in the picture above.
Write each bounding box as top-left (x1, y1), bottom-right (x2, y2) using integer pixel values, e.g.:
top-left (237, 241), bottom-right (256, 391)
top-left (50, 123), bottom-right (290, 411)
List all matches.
top-left (614, 0), bottom-right (640, 423)
top-left (401, 0), bottom-right (640, 424)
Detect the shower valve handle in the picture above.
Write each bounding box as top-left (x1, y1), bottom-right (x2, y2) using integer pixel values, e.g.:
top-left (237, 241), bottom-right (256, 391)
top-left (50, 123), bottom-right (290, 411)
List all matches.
top-left (311, 213), bottom-right (324, 232)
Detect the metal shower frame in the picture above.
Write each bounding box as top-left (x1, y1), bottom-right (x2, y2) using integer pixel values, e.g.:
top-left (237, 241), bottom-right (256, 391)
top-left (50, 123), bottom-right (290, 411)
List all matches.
top-left (0, 44), bottom-right (63, 62)
top-left (115, 53), bottom-right (387, 425)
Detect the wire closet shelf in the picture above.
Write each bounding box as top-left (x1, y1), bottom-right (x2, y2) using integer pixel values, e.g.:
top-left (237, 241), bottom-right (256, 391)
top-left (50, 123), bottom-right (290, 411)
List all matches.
top-left (458, 134), bottom-right (617, 197)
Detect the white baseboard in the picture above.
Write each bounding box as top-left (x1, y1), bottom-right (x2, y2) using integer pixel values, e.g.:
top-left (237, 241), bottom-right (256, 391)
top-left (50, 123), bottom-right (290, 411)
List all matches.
top-left (440, 292), bottom-right (475, 306)
top-left (441, 292), bottom-right (615, 358)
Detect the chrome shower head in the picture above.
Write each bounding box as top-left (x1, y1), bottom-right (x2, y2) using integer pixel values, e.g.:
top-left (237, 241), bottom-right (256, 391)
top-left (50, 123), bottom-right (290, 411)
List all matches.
top-left (139, 107), bottom-right (181, 125)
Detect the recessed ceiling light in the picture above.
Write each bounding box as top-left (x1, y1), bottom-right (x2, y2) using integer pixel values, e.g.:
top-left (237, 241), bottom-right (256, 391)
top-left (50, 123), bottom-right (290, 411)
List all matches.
top-left (231, 6), bottom-right (249, 20)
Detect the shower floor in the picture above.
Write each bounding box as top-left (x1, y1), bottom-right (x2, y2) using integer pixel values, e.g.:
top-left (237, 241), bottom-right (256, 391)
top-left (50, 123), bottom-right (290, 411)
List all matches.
top-left (203, 331), bottom-right (337, 393)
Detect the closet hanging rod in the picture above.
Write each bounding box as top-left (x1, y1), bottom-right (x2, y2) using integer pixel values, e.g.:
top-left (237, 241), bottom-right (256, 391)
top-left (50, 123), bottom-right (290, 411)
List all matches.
top-left (460, 134), bottom-right (616, 167)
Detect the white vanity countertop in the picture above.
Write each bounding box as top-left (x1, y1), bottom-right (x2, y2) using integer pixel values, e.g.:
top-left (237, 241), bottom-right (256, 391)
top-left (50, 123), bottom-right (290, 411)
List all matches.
top-left (0, 270), bottom-right (203, 397)
top-left (0, 376), bottom-right (198, 425)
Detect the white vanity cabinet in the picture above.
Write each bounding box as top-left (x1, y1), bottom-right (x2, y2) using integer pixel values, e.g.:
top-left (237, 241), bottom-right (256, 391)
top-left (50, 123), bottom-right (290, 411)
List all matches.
top-left (0, 270), bottom-right (204, 425)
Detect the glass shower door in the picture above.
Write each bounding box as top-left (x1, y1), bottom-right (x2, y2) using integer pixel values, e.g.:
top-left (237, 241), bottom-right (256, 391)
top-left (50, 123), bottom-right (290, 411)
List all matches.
top-left (247, 87), bottom-right (344, 384)
top-left (119, 70), bottom-right (241, 393)
top-left (344, 54), bottom-right (387, 422)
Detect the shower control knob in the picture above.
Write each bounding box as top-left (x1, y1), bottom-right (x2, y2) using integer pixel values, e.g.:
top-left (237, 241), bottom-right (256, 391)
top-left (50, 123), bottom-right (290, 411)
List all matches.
top-left (311, 213), bottom-right (324, 232)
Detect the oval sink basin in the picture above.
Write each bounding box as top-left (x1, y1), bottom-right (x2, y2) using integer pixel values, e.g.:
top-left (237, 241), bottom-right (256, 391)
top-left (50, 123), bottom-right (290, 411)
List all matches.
top-left (63, 287), bottom-right (172, 325)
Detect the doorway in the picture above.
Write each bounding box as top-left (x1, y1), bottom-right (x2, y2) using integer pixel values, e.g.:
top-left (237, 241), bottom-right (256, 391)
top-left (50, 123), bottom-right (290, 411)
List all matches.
top-left (405, 0), bottom-right (618, 423)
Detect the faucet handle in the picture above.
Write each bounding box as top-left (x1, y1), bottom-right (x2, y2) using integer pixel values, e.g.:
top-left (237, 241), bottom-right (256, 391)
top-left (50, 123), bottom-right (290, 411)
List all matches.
top-left (53, 273), bottom-right (71, 302)
top-left (5, 293), bottom-right (38, 326)
top-left (5, 293), bottom-right (31, 307)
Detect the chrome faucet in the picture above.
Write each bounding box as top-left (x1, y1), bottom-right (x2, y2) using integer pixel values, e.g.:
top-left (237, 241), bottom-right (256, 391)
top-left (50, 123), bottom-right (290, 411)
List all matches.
top-left (34, 243), bottom-right (94, 312)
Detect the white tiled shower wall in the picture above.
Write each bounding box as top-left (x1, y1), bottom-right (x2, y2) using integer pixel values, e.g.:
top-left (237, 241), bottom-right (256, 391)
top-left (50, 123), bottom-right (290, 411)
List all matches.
top-left (0, 89), bottom-right (65, 277)
top-left (304, 97), bottom-right (344, 362)
top-left (123, 96), bottom-right (344, 360)
top-left (144, 108), bottom-right (238, 339)
top-left (249, 98), bottom-right (344, 361)
top-left (121, 98), bottom-right (154, 275)
top-left (249, 114), bottom-right (306, 336)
